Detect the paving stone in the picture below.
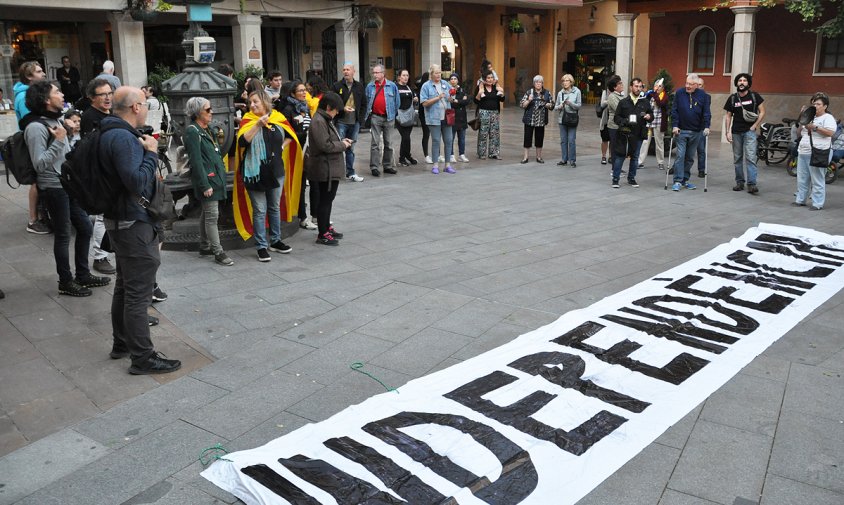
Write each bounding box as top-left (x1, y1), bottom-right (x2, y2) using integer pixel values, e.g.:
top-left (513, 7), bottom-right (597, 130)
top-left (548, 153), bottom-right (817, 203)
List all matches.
top-left (182, 372), bottom-right (324, 440)
top-left (287, 364), bottom-right (411, 422)
top-left (189, 336), bottom-right (313, 392)
top-left (231, 295), bottom-right (336, 331)
top-left (0, 429), bottom-right (109, 505)
top-left (451, 322), bottom-right (528, 361)
top-left (395, 262), bottom-right (487, 289)
top-left (0, 415), bottom-right (27, 459)
top-left (740, 355), bottom-right (790, 383)
top-left (0, 357), bottom-right (75, 407)
top-left (659, 489), bottom-right (722, 505)
top-left (171, 461), bottom-right (240, 504)
top-left (781, 363), bottom-right (843, 422)
top-left (282, 332), bottom-right (394, 384)
top-left (576, 442), bottom-right (680, 505)
top-left (431, 298), bottom-right (520, 338)
top-left (123, 478), bottom-right (228, 505)
top-left (121, 420), bottom-right (221, 477)
top-left (274, 306), bottom-right (379, 348)
top-left (655, 405), bottom-right (703, 450)
top-left (764, 321), bottom-right (844, 366)
top-left (0, 319), bottom-right (38, 369)
top-left (366, 326), bottom-right (471, 376)
top-left (668, 420), bottom-right (772, 504)
top-left (762, 474), bottom-right (844, 505)
top-left (7, 388), bottom-right (100, 444)
top-left (62, 359), bottom-right (160, 411)
top-left (74, 376), bottom-right (228, 449)
top-left (7, 310), bottom-right (91, 343)
top-left (486, 268), bottom-right (607, 307)
top-left (355, 290), bottom-right (472, 343)
top-left (699, 372), bottom-right (785, 437)
top-left (768, 410), bottom-right (844, 494)
top-left (343, 281), bottom-right (432, 316)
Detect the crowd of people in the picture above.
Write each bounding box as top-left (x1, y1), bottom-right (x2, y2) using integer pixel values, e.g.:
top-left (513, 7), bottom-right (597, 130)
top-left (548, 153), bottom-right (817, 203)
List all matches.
top-left (1, 55), bottom-right (841, 370)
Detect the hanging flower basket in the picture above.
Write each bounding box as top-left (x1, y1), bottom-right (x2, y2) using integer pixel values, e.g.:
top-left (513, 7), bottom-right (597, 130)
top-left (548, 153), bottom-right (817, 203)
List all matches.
top-left (128, 0), bottom-right (160, 21)
top-left (129, 9), bottom-right (158, 21)
top-left (508, 18), bottom-right (525, 34)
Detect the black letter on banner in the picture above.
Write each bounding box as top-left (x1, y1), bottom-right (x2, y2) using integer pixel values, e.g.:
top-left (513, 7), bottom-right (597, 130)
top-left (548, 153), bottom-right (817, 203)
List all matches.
top-left (667, 274), bottom-right (793, 314)
top-left (241, 464), bottom-right (321, 505)
top-left (602, 309), bottom-right (734, 354)
top-left (628, 295), bottom-right (759, 335)
top-left (443, 372), bottom-right (626, 456)
top-left (749, 234), bottom-right (844, 267)
top-left (363, 411), bottom-right (538, 504)
top-left (727, 250), bottom-right (834, 279)
top-left (277, 454), bottom-right (405, 504)
top-left (553, 321), bottom-right (708, 384)
top-left (323, 436), bottom-right (447, 504)
top-left (507, 351), bottom-right (650, 413)
top-left (699, 264), bottom-right (811, 296)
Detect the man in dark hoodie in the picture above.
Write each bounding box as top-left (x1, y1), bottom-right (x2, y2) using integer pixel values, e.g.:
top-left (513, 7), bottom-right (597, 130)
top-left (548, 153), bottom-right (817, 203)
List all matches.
top-left (670, 73), bottom-right (711, 191)
top-left (24, 80), bottom-right (111, 297)
top-left (612, 77), bottom-right (653, 188)
top-left (724, 72), bottom-right (765, 194)
top-left (100, 86), bottom-right (181, 375)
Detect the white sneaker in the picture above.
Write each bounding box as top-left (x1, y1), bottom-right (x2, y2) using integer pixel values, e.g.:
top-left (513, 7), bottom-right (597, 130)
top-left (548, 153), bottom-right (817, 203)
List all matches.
top-left (459, 154), bottom-right (469, 163)
top-left (299, 216), bottom-right (317, 230)
top-left (346, 174), bottom-right (364, 182)
top-left (449, 155), bottom-right (457, 163)
top-left (439, 155), bottom-right (445, 162)
top-left (424, 156), bottom-right (433, 164)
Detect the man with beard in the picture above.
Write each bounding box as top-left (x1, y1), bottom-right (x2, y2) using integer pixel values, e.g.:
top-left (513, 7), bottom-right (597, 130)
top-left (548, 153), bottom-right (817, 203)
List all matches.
top-left (724, 73), bottom-right (765, 194)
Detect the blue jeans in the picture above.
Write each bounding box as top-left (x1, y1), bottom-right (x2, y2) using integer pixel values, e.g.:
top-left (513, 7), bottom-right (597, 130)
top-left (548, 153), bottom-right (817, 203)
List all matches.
top-left (559, 123), bottom-right (577, 162)
top-left (429, 123), bottom-right (453, 165)
top-left (796, 152), bottom-right (827, 208)
top-left (248, 176), bottom-right (283, 249)
top-left (612, 138), bottom-right (642, 181)
top-left (452, 127), bottom-right (466, 156)
top-left (337, 122), bottom-right (360, 176)
top-left (732, 130), bottom-right (758, 184)
top-left (42, 187), bottom-right (93, 284)
top-left (673, 130), bottom-right (701, 183)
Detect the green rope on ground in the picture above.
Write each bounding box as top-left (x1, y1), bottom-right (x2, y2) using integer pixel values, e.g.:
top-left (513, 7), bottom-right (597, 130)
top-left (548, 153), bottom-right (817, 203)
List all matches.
top-left (350, 362), bottom-right (399, 394)
top-left (199, 443), bottom-right (233, 465)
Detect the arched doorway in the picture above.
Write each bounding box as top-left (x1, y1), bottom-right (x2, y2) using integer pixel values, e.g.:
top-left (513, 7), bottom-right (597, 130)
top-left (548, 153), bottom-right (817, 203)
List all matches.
top-left (441, 24), bottom-right (461, 78)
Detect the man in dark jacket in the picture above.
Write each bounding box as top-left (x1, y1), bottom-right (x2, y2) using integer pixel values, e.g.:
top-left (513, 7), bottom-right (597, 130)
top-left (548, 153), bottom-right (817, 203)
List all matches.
top-left (100, 86), bottom-right (181, 375)
top-left (612, 77), bottom-right (653, 188)
top-left (670, 73), bottom-right (711, 191)
top-left (331, 62), bottom-right (366, 181)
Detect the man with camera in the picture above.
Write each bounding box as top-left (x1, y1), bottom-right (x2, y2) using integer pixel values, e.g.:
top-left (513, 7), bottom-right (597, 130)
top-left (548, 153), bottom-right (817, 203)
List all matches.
top-left (724, 73), bottom-right (765, 194)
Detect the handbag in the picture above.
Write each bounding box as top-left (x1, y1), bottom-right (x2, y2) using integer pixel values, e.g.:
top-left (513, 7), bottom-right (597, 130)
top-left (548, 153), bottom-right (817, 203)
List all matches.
top-left (468, 114), bottom-right (480, 131)
top-left (445, 108), bottom-right (455, 126)
top-left (562, 110), bottom-right (579, 127)
top-left (808, 129), bottom-right (830, 167)
top-left (244, 158), bottom-right (281, 191)
top-left (135, 178), bottom-right (176, 222)
top-left (736, 93), bottom-right (759, 123)
top-left (397, 107), bottom-right (416, 127)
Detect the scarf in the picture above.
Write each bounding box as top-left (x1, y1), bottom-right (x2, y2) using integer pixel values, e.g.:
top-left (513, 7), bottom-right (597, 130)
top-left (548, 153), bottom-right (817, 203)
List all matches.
top-left (232, 109), bottom-right (304, 240)
top-left (242, 124), bottom-right (266, 185)
top-left (286, 95), bottom-right (309, 116)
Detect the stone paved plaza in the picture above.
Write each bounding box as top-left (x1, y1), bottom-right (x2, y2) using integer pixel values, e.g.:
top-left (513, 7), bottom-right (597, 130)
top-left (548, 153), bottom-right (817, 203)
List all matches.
top-left (0, 108), bottom-right (842, 504)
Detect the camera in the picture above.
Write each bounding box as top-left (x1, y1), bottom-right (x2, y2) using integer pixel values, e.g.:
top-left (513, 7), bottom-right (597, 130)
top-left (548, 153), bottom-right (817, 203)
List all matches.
top-left (138, 125), bottom-right (154, 136)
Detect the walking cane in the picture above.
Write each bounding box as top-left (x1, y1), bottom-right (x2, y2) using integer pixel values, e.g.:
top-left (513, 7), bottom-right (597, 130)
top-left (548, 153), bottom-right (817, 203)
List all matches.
top-left (664, 134), bottom-right (675, 190)
top-left (703, 134), bottom-right (709, 193)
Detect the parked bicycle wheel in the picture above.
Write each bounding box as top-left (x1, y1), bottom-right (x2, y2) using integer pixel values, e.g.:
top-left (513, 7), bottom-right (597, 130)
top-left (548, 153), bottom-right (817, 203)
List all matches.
top-left (825, 162), bottom-right (838, 184)
top-left (764, 141), bottom-right (790, 165)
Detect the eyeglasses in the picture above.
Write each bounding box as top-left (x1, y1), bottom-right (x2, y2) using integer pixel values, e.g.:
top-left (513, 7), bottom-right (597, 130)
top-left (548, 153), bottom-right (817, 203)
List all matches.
top-left (204, 107), bottom-right (213, 113)
top-left (94, 91), bottom-right (114, 98)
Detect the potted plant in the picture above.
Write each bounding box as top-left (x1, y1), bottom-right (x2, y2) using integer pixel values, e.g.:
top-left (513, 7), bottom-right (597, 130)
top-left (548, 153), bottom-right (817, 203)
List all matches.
top-left (127, 0), bottom-right (172, 21)
top-left (508, 17), bottom-right (525, 34)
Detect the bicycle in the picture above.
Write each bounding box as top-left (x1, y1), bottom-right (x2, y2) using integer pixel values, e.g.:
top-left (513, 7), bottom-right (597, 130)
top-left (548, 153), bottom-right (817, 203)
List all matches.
top-left (757, 118), bottom-right (794, 167)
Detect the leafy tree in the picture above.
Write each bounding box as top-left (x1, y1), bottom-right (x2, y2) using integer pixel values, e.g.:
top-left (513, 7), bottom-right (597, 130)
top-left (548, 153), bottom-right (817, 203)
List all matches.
top-left (713, 0), bottom-right (843, 38)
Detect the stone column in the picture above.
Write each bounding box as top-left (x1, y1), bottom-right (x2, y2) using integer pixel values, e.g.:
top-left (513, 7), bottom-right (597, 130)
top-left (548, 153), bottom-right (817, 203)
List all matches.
top-left (107, 11), bottom-right (147, 87)
top-left (613, 13), bottom-right (638, 85)
top-left (232, 14), bottom-right (262, 70)
top-left (420, 2), bottom-right (444, 74)
top-left (335, 19), bottom-right (359, 83)
top-left (730, 6), bottom-right (758, 81)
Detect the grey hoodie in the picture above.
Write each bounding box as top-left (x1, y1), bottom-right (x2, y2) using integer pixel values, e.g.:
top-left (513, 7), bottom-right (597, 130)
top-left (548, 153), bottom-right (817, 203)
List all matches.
top-left (24, 116), bottom-right (69, 190)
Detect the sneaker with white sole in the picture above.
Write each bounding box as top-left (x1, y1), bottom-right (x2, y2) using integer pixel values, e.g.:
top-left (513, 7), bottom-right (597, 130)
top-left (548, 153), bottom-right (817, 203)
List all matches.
top-left (152, 285), bottom-right (168, 302)
top-left (269, 241), bottom-right (292, 253)
top-left (26, 219), bottom-right (52, 235)
top-left (439, 155), bottom-right (445, 162)
top-left (424, 155), bottom-right (433, 164)
top-left (299, 216), bottom-right (317, 230)
top-left (257, 248), bottom-right (271, 262)
top-left (449, 155), bottom-right (457, 163)
top-left (459, 154), bottom-right (469, 162)
top-left (346, 174), bottom-right (364, 182)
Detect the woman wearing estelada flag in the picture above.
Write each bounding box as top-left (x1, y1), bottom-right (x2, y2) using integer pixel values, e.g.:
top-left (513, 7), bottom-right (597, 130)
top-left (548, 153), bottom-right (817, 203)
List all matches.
top-left (232, 90), bottom-right (304, 262)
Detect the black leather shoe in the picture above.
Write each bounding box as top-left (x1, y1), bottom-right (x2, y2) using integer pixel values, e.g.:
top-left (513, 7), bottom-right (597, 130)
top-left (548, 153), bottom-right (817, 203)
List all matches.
top-left (148, 315), bottom-right (159, 326)
top-left (407, 156), bottom-right (418, 165)
top-left (109, 343), bottom-right (129, 359)
top-left (371, 169), bottom-right (381, 177)
top-left (384, 167), bottom-right (397, 174)
top-left (129, 352), bottom-right (182, 375)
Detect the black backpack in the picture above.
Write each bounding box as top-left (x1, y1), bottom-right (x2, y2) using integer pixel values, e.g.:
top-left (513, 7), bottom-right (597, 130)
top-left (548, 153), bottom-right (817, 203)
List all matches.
top-left (1, 119), bottom-right (50, 188)
top-left (60, 121), bottom-right (135, 215)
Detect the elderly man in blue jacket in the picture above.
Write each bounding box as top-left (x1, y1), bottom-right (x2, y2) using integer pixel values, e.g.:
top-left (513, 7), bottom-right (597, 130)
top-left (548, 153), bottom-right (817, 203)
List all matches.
top-left (364, 64), bottom-right (401, 177)
top-left (100, 86), bottom-right (181, 375)
top-left (670, 73), bottom-right (711, 191)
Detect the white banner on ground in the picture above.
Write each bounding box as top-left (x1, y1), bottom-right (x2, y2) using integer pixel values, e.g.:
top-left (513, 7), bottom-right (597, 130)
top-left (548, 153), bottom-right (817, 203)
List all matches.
top-left (203, 223), bottom-right (844, 505)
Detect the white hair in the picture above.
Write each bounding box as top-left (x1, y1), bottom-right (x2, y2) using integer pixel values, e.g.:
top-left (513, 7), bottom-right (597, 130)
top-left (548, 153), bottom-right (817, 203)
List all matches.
top-left (429, 63), bottom-right (441, 74)
top-left (533, 75), bottom-right (544, 84)
top-left (103, 60), bottom-right (115, 72)
top-left (185, 96), bottom-right (210, 120)
top-left (687, 73), bottom-right (700, 82)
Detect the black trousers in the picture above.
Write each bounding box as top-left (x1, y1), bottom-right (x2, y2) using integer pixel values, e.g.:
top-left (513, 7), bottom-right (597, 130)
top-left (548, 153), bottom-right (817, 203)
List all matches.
top-left (42, 187), bottom-right (93, 284)
top-left (523, 125), bottom-right (545, 148)
top-left (109, 221), bottom-right (159, 364)
top-left (397, 124), bottom-right (413, 160)
top-left (316, 180), bottom-right (339, 236)
top-left (297, 170), bottom-right (320, 220)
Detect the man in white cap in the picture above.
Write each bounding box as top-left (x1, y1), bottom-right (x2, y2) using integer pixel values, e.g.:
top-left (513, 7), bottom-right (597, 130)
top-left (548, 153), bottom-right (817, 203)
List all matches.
top-left (638, 78), bottom-right (669, 170)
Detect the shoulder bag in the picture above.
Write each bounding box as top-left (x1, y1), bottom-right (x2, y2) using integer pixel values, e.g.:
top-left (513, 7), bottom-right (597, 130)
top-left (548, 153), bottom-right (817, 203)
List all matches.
top-left (808, 125), bottom-right (831, 167)
top-left (397, 107), bottom-right (416, 127)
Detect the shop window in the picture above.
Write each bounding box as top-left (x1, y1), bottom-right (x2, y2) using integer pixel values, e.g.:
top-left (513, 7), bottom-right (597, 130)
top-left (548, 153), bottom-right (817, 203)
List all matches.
top-left (816, 34), bottom-right (844, 73)
top-left (688, 26), bottom-right (716, 74)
